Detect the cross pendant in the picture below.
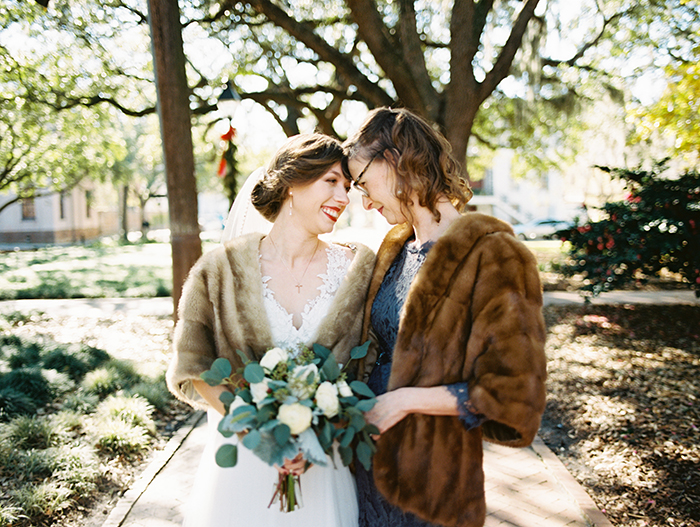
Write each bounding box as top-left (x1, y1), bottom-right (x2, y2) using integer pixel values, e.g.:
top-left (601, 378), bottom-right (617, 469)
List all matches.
top-left (295, 284), bottom-right (303, 293)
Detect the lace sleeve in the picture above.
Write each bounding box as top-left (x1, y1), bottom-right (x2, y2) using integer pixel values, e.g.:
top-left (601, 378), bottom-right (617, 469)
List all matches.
top-left (445, 382), bottom-right (486, 431)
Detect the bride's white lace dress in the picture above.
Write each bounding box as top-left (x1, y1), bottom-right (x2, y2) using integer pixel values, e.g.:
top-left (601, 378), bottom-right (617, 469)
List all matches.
top-left (182, 244), bottom-right (359, 527)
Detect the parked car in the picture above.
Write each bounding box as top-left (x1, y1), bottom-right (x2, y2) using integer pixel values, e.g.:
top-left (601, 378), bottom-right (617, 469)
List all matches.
top-left (512, 218), bottom-right (573, 241)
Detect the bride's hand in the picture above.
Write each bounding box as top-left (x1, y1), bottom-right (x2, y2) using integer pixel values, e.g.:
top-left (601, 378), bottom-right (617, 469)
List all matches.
top-left (277, 453), bottom-right (310, 476)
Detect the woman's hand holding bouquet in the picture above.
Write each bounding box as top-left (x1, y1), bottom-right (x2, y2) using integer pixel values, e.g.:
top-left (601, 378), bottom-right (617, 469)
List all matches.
top-left (200, 342), bottom-right (377, 512)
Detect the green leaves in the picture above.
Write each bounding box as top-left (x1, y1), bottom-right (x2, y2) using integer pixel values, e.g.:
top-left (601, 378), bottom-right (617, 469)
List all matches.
top-left (200, 357), bottom-right (232, 386)
top-left (200, 343), bottom-right (379, 472)
top-left (244, 363), bottom-right (265, 384)
top-left (215, 444), bottom-right (238, 468)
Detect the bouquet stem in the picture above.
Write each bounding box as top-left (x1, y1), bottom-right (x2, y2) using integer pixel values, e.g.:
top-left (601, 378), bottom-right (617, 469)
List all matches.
top-left (269, 473), bottom-right (302, 512)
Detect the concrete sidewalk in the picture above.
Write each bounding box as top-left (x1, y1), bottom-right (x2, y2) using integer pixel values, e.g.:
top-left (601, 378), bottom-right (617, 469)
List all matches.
top-left (101, 410), bottom-right (614, 527)
top-left (0, 289), bottom-right (696, 320)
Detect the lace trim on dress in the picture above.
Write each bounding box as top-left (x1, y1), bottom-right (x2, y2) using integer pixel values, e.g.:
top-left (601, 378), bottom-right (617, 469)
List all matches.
top-left (445, 383), bottom-right (486, 431)
top-left (261, 244), bottom-right (352, 353)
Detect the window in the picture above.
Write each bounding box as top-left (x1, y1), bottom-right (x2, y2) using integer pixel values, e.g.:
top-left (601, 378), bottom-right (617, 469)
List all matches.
top-left (22, 198), bottom-right (36, 220)
top-left (59, 192), bottom-right (66, 220)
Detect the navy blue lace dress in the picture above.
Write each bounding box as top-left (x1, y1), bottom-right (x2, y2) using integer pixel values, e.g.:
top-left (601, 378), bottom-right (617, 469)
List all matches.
top-left (356, 237), bottom-right (484, 527)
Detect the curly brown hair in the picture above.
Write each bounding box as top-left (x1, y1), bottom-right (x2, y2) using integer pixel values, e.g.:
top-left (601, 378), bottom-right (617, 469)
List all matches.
top-left (343, 107), bottom-right (472, 222)
top-left (252, 134), bottom-right (347, 221)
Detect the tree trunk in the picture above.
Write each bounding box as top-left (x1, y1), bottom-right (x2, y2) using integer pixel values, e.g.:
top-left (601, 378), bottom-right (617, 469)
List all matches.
top-left (121, 184), bottom-right (129, 242)
top-left (147, 0), bottom-right (202, 320)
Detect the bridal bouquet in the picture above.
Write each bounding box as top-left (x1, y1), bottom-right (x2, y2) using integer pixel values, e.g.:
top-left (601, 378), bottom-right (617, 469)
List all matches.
top-left (200, 342), bottom-right (377, 512)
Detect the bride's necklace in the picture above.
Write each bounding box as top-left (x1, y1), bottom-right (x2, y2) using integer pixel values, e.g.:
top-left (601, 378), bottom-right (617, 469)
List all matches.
top-left (268, 235), bottom-right (320, 293)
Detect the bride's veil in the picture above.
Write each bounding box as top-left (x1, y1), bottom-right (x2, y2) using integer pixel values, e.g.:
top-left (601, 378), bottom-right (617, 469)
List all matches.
top-left (220, 167), bottom-right (272, 243)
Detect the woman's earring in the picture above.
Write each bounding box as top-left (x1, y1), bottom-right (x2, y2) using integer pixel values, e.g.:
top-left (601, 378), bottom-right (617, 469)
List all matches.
top-left (289, 191), bottom-right (293, 216)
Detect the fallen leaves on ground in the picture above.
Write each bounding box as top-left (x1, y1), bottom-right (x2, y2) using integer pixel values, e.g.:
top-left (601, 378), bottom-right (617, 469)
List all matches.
top-left (541, 304), bottom-right (700, 527)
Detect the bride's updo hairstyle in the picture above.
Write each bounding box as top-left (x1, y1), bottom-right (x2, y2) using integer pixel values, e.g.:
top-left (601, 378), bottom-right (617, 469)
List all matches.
top-left (252, 134), bottom-right (346, 221)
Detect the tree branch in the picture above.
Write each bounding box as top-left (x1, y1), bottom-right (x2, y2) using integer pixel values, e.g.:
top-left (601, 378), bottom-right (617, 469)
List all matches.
top-left (245, 0), bottom-right (393, 108)
top-left (480, 0), bottom-right (541, 103)
top-left (345, 0), bottom-right (427, 112)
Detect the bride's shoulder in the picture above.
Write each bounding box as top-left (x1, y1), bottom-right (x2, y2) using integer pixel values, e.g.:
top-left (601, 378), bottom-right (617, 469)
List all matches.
top-left (328, 241), bottom-right (375, 267)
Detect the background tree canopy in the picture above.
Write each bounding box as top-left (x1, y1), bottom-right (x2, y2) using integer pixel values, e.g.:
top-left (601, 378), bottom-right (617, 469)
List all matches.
top-left (2, 0), bottom-right (699, 198)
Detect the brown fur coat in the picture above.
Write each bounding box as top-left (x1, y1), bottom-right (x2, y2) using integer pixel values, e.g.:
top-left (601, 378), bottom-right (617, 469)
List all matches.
top-left (167, 233), bottom-right (375, 409)
top-left (362, 213), bottom-right (547, 527)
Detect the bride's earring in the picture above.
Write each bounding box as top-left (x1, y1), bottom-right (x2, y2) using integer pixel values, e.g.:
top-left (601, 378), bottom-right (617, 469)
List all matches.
top-left (289, 191), bottom-right (293, 216)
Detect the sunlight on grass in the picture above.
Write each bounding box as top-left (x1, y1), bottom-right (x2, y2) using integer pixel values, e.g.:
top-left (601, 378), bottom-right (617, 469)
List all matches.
top-left (0, 243), bottom-right (174, 300)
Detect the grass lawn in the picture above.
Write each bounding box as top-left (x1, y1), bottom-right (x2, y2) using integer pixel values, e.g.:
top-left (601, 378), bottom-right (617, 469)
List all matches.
top-left (0, 240), bottom-right (219, 300)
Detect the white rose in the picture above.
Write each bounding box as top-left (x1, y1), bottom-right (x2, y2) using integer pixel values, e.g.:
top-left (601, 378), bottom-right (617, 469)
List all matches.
top-left (336, 379), bottom-right (353, 398)
top-left (315, 382), bottom-right (340, 418)
top-left (277, 403), bottom-right (313, 435)
top-left (288, 364), bottom-right (319, 400)
top-left (250, 379), bottom-right (270, 405)
top-left (260, 347), bottom-right (289, 371)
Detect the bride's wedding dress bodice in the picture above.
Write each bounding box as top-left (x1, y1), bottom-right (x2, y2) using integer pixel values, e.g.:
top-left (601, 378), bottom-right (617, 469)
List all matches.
top-left (261, 244), bottom-right (351, 350)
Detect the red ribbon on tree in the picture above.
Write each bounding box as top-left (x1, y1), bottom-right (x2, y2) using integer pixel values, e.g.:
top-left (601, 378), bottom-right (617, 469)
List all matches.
top-left (217, 125), bottom-right (237, 178)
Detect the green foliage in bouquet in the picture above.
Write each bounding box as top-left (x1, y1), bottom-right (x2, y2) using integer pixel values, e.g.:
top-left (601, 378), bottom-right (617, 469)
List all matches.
top-left (559, 161), bottom-right (700, 297)
top-left (200, 342), bottom-right (378, 472)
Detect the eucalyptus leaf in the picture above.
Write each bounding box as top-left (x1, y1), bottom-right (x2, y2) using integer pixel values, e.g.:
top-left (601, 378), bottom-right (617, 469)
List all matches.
top-left (340, 427), bottom-right (355, 448)
top-left (355, 398), bottom-right (377, 412)
top-left (350, 381), bottom-right (375, 398)
top-left (319, 420), bottom-right (333, 449)
top-left (219, 391), bottom-right (235, 407)
top-left (251, 431), bottom-right (297, 467)
top-left (235, 349), bottom-right (250, 365)
top-left (356, 441), bottom-right (373, 470)
top-left (350, 341), bottom-right (370, 360)
top-left (349, 411), bottom-right (366, 430)
top-left (238, 388), bottom-right (253, 404)
top-left (313, 343), bottom-right (331, 362)
top-left (364, 424), bottom-right (380, 436)
top-left (256, 404), bottom-right (276, 424)
top-left (215, 444), bottom-right (238, 468)
top-left (242, 429), bottom-right (262, 450)
top-left (260, 419), bottom-right (280, 432)
top-left (321, 354), bottom-right (340, 382)
top-left (297, 428), bottom-right (328, 466)
top-left (244, 363), bottom-right (265, 384)
top-left (274, 423), bottom-right (291, 446)
top-left (338, 445), bottom-right (353, 466)
top-left (215, 357), bottom-right (234, 376)
top-left (339, 396), bottom-right (359, 406)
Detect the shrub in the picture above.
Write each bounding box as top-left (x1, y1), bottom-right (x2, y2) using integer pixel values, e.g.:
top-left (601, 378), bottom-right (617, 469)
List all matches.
top-left (0, 336), bottom-right (43, 370)
top-left (61, 391), bottom-right (100, 413)
top-left (0, 387), bottom-right (38, 421)
top-left (95, 395), bottom-right (156, 435)
top-left (81, 359), bottom-right (141, 396)
top-left (0, 368), bottom-right (53, 406)
top-left (560, 162), bottom-right (700, 297)
top-left (0, 505), bottom-right (25, 527)
top-left (125, 379), bottom-right (173, 411)
top-left (51, 445), bottom-right (101, 496)
top-left (42, 369), bottom-right (76, 396)
top-left (81, 367), bottom-right (121, 396)
top-left (10, 482), bottom-right (73, 517)
top-left (0, 416), bottom-right (57, 450)
top-left (92, 417), bottom-right (150, 456)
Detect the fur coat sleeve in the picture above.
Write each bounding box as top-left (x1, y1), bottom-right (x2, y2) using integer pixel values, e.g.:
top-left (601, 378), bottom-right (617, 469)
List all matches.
top-left (363, 213), bottom-right (547, 527)
top-left (166, 233), bottom-right (375, 409)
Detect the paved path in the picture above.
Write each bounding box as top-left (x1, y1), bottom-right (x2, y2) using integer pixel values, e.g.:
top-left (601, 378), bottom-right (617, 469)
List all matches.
top-left (101, 411), bottom-right (613, 527)
top-left (2, 291), bottom-right (696, 527)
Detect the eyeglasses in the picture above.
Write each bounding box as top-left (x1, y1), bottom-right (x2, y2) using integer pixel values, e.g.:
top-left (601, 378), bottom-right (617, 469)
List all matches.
top-left (353, 151), bottom-right (381, 198)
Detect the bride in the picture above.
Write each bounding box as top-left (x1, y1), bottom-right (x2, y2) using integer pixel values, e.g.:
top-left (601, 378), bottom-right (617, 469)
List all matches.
top-left (166, 133), bottom-right (375, 527)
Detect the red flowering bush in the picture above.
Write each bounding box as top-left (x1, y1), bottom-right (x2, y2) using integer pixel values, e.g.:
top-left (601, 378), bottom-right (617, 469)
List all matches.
top-left (558, 161), bottom-right (700, 297)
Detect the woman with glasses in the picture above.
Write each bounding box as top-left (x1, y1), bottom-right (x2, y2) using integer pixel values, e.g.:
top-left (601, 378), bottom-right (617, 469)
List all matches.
top-left (342, 108), bottom-right (547, 527)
